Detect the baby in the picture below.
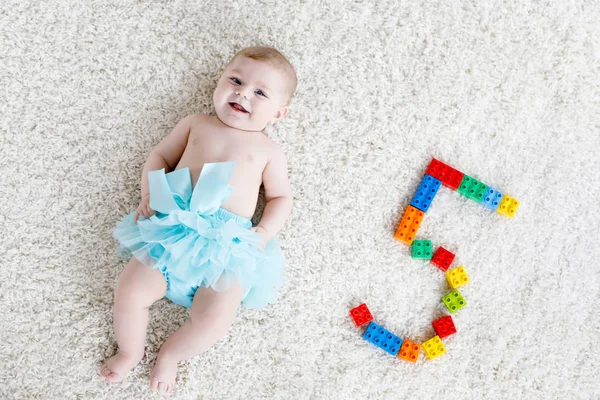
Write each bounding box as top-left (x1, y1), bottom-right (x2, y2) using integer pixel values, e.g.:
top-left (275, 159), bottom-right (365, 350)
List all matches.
top-left (100, 46), bottom-right (296, 393)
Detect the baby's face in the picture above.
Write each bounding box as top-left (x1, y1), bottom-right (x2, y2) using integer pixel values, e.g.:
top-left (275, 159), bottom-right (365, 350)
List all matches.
top-left (213, 56), bottom-right (289, 132)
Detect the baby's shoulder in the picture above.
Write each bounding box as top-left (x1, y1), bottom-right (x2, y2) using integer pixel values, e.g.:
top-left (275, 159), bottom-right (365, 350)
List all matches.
top-left (184, 113), bottom-right (212, 126)
top-left (258, 134), bottom-right (283, 152)
top-left (184, 114), bottom-right (222, 137)
top-left (260, 137), bottom-right (287, 165)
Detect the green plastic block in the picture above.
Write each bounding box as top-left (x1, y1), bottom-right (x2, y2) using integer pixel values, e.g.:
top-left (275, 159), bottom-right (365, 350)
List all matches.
top-left (458, 175), bottom-right (489, 203)
top-left (457, 175), bottom-right (472, 197)
top-left (442, 290), bottom-right (467, 313)
top-left (412, 240), bottom-right (433, 260)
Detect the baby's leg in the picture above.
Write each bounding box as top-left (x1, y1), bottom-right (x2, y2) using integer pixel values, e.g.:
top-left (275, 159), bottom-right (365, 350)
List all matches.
top-left (100, 257), bottom-right (167, 383)
top-left (149, 280), bottom-right (244, 393)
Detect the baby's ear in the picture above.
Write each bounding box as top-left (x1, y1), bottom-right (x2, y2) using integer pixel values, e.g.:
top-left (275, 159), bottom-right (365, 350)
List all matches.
top-left (270, 106), bottom-right (289, 125)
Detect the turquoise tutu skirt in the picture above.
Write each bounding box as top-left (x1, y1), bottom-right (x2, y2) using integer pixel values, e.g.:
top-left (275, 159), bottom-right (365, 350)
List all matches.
top-left (113, 161), bottom-right (284, 309)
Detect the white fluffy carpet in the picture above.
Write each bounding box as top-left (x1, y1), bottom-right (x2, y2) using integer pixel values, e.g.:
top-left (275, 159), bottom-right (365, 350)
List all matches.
top-left (1, 1), bottom-right (599, 399)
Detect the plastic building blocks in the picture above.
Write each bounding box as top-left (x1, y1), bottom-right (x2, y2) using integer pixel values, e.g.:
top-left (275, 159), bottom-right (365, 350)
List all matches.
top-left (394, 206), bottom-right (424, 246)
top-left (481, 187), bottom-right (504, 211)
top-left (425, 158), bottom-right (465, 190)
top-left (431, 246), bottom-right (455, 272)
top-left (442, 290), bottom-right (467, 313)
top-left (410, 174), bottom-right (441, 212)
top-left (496, 195), bottom-right (520, 218)
top-left (397, 340), bottom-right (420, 362)
top-left (458, 175), bottom-right (489, 203)
top-left (412, 240), bottom-right (433, 260)
top-left (422, 336), bottom-right (446, 360)
top-left (349, 303), bottom-right (374, 328)
top-left (363, 322), bottom-right (403, 356)
top-left (446, 266), bottom-right (470, 289)
top-left (432, 316), bottom-right (456, 339)
top-left (379, 158), bottom-right (520, 362)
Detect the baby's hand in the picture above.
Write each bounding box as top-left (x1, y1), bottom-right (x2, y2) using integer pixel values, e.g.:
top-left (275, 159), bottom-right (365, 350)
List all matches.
top-left (250, 226), bottom-right (268, 249)
top-left (134, 194), bottom-right (155, 224)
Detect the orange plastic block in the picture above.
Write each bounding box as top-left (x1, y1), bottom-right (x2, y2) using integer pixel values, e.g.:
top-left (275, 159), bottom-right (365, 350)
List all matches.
top-left (394, 206), bottom-right (424, 245)
top-left (496, 195), bottom-right (519, 218)
top-left (397, 340), bottom-right (420, 363)
top-left (446, 266), bottom-right (470, 289)
top-left (422, 336), bottom-right (446, 360)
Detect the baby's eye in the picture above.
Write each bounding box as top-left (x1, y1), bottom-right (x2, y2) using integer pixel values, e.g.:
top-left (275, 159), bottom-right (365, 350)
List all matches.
top-left (255, 89), bottom-right (267, 98)
top-left (230, 77), bottom-right (241, 85)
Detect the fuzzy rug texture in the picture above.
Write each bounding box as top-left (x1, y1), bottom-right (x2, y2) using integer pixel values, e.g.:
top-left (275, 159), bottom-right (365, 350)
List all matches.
top-left (1, 0), bottom-right (599, 399)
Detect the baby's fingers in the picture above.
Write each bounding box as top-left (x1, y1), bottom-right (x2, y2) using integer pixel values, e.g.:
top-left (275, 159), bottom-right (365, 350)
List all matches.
top-left (134, 208), bottom-right (148, 224)
top-left (145, 204), bottom-right (155, 217)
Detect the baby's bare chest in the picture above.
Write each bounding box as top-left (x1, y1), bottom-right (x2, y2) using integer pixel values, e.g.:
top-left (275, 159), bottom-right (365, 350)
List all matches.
top-left (176, 126), bottom-right (270, 185)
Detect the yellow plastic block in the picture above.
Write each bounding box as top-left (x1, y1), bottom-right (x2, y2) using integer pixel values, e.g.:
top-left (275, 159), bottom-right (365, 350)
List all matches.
top-left (422, 336), bottom-right (446, 360)
top-left (446, 266), bottom-right (470, 289)
top-left (393, 206), bottom-right (424, 246)
top-left (397, 340), bottom-right (420, 363)
top-left (496, 195), bottom-right (519, 218)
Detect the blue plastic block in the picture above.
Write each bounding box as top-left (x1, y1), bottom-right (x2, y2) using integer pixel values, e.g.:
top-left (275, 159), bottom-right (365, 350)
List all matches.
top-left (362, 322), bottom-right (403, 356)
top-left (481, 187), bottom-right (504, 211)
top-left (410, 174), bottom-right (442, 212)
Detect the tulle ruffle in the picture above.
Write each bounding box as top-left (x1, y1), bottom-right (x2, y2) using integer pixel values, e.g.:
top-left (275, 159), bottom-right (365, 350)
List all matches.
top-left (114, 209), bottom-right (284, 309)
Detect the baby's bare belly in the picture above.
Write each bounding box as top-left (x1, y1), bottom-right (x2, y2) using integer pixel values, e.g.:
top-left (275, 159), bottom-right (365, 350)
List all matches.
top-left (175, 155), bottom-right (264, 220)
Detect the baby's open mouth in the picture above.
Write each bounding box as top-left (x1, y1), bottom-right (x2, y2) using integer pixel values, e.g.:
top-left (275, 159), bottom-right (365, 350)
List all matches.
top-left (229, 102), bottom-right (249, 113)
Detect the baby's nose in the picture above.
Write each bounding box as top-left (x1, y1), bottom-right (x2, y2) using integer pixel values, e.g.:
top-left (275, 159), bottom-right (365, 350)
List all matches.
top-left (235, 88), bottom-right (250, 99)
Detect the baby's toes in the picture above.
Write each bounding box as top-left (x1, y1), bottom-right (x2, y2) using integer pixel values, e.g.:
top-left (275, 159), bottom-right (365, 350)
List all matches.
top-left (100, 366), bottom-right (120, 382)
top-left (150, 377), bottom-right (159, 392)
top-left (167, 383), bottom-right (175, 393)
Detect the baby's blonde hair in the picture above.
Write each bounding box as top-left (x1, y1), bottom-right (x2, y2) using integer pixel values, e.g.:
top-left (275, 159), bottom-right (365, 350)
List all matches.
top-left (230, 46), bottom-right (297, 103)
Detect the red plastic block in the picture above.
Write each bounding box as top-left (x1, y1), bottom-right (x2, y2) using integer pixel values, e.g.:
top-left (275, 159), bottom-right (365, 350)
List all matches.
top-left (349, 303), bottom-right (373, 328)
top-left (425, 158), bottom-right (465, 191)
top-left (432, 316), bottom-right (457, 339)
top-left (431, 246), bottom-right (455, 272)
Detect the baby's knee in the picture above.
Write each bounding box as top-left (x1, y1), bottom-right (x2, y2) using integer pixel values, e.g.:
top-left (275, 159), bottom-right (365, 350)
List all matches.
top-left (114, 280), bottom-right (157, 309)
top-left (114, 284), bottom-right (142, 307)
top-left (114, 262), bottom-right (166, 307)
top-left (190, 310), bottom-right (233, 336)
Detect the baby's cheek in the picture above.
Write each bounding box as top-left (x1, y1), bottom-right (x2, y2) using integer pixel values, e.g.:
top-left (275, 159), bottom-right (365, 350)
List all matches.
top-left (254, 108), bottom-right (271, 121)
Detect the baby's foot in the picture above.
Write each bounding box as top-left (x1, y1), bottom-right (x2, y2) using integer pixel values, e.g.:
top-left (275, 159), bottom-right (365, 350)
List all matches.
top-left (150, 356), bottom-right (178, 393)
top-left (100, 352), bottom-right (142, 383)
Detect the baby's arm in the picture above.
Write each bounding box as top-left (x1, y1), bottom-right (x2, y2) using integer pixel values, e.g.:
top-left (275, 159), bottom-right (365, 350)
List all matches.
top-left (139, 115), bottom-right (197, 198)
top-left (254, 146), bottom-right (293, 241)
